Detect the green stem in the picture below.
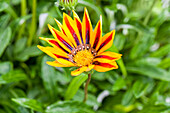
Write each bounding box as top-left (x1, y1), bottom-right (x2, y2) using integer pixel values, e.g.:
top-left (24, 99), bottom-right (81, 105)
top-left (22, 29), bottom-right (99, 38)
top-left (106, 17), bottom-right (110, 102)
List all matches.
top-left (83, 73), bottom-right (91, 103)
top-left (17, 0), bottom-right (27, 40)
top-left (27, 0), bottom-right (37, 46)
top-left (68, 10), bottom-right (71, 16)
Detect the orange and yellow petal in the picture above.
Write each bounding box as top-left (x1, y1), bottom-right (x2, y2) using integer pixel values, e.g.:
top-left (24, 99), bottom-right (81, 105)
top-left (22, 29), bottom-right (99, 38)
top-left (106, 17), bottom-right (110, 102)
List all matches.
top-left (37, 45), bottom-right (68, 58)
top-left (73, 10), bottom-right (83, 44)
top-left (37, 45), bottom-right (74, 66)
top-left (48, 24), bottom-right (74, 52)
top-left (47, 60), bottom-right (73, 67)
top-left (63, 13), bottom-right (82, 46)
top-left (97, 30), bottom-right (115, 54)
top-left (39, 37), bottom-right (69, 54)
top-left (90, 16), bottom-right (102, 50)
top-left (82, 8), bottom-right (93, 44)
top-left (71, 65), bottom-right (94, 76)
top-left (54, 18), bottom-right (67, 35)
top-left (56, 58), bottom-right (75, 66)
top-left (94, 51), bottom-right (122, 63)
top-left (93, 61), bottom-right (118, 72)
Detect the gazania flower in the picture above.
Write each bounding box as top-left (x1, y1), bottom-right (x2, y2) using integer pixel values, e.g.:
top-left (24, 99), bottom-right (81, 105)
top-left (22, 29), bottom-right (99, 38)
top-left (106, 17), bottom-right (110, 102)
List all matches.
top-left (38, 8), bottom-right (122, 76)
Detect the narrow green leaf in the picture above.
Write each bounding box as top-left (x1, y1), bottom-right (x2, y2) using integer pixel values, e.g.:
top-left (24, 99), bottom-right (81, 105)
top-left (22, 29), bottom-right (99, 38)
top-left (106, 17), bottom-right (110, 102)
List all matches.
top-left (132, 79), bottom-right (153, 98)
top-left (12, 98), bottom-right (43, 112)
top-left (0, 2), bottom-right (8, 12)
top-left (0, 14), bottom-right (10, 28)
top-left (0, 2), bottom-right (18, 18)
top-left (127, 65), bottom-right (170, 81)
top-left (14, 37), bottom-right (27, 54)
top-left (0, 70), bottom-right (27, 84)
top-left (73, 90), bottom-right (100, 107)
top-left (0, 27), bottom-right (12, 57)
top-left (130, 29), bottom-right (155, 59)
top-left (41, 56), bottom-right (58, 97)
top-left (15, 46), bottom-right (42, 61)
top-left (114, 34), bottom-right (126, 51)
top-left (127, 57), bottom-right (161, 66)
top-left (150, 44), bottom-right (170, 57)
top-left (158, 57), bottom-right (170, 69)
top-left (108, 44), bottom-right (127, 77)
top-left (113, 77), bottom-right (126, 91)
top-left (138, 105), bottom-right (170, 113)
top-left (65, 73), bottom-right (88, 100)
top-left (121, 88), bottom-right (135, 106)
top-left (46, 101), bottom-right (95, 113)
top-left (0, 62), bottom-right (13, 75)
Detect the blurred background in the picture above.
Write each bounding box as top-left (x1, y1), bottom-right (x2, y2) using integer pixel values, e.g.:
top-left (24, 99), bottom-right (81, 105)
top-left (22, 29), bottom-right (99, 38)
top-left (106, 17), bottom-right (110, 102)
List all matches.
top-left (0, 0), bottom-right (170, 113)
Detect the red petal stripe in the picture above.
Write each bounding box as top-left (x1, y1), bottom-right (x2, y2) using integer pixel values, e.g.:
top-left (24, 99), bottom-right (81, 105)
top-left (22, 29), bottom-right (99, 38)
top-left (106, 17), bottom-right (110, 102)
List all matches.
top-left (93, 22), bottom-right (101, 49)
top-left (94, 61), bottom-right (116, 68)
top-left (49, 40), bottom-right (69, 54)
top-left (75, 18), bottom-right (83, 43)
top-left (52, 28), bottom-right (73, 50)
top-left (53, 54), bottom-right (69, 60)
top-left (95, 55), bottom-right (116, 60)
top-left (64, 16), bottom-right (80, 45)
top-left (85, 14), bottom-right (90, 44)
top-left (97, 32), bottom-right (113, 52)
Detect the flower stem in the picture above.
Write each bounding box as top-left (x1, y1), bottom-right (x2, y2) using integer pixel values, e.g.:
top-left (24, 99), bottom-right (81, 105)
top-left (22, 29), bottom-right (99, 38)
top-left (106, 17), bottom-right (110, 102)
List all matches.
top-left (83, 73), bottom-right (91, 103)
top-left (68, 10), bottom-right (71, 16)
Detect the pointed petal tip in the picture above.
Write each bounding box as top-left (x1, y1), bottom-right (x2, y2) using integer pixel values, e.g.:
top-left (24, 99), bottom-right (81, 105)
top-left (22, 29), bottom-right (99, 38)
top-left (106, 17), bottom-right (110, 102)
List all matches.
top-left (54, 18), bottom-right (59, 23)
top-left (63, 12), bottom-right (68, 18)
top-left (47, 24), bottom-right (53, 29)
top-left (37, 45), bottom-right (43, 50)
top-left (39, 37), bottom-right (43, 39)
top-left (84, 7), bottom-right (87, 12)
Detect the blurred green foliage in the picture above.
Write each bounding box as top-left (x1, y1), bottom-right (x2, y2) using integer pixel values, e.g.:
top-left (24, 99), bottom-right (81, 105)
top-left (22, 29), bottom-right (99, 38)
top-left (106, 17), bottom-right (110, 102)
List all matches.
top-left (0, 0), bottom-right (170, 113)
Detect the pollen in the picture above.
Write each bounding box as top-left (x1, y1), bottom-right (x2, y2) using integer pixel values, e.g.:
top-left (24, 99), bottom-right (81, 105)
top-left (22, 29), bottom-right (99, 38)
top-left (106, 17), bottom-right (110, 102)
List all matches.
top-left (73, 49), bottom-right (94, 66)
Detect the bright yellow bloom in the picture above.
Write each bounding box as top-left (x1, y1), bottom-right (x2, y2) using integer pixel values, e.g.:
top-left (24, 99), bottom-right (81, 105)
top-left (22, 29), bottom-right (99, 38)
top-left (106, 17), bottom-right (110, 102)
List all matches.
top-left (38, 8), bottom-right (122, 76)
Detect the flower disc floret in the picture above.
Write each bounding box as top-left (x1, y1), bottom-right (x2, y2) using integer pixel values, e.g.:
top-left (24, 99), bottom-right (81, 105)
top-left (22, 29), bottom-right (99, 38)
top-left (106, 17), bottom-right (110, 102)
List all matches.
top-left (73, 50), bottom-right (94, 66)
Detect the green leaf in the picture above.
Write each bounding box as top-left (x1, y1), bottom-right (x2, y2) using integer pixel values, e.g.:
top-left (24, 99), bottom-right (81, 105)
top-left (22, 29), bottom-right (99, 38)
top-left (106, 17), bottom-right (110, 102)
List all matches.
top-left (14, 37), bottom-right (27, 54)
top-left (0, 2), bottom-right (8, 12)
top-left (108, 44), bottom-right (127, 77)
top-left (0, 70), bottom-right (27, 84)
top-left (127, 65), bottom-right (170, 81)
top-left (65, 73), bottom-right (88, 100)
top-left (46, 101), bottom-right (95, 113)
top-left (158, 57), bottom-right (170, 69)
top-left (117, 21), bottom-right (151, 34)
top-left (139, 105), bottom-right (170, 113)
top-left (0, 14), bottom-right (10, 28)
top-left (121, 88), bottom-right (135, 106)
top-left (130, 28), bottom-right (155, 59)
top-left (132, 78), bottom-right (154, 98)
top-left (113, 77), bottom-right (126, 91)
top-left (0, 2), bottom-right (18, 18)
top-left (150, 44), bottom-right (170, 57)
top-left (128, 57), bottom-right (161, 66)
top-left (0, 27), bottom-right (12, 57)
top-left (12, 98), bottom-right (43, 112)
top-left (15, 45), bottom-right (42, 61)
top-left (73, 90), bottom-right (100, 107)
top-left (0, 61), bottom-right (13, 75)
top-left (114, 34), bottom-right (126, 51)
top-left (41, 56), bottom-right (58, 97)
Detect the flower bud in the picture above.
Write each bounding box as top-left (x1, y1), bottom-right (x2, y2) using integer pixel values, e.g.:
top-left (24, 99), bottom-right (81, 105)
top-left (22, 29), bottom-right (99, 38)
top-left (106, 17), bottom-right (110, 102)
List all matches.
top-left (57, 0), bottom-right (78, 10)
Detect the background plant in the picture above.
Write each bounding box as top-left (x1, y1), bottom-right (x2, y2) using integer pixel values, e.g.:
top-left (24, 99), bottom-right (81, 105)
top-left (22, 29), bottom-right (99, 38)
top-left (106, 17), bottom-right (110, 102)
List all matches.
top-left (0, 0), bottom-right (170, 113)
